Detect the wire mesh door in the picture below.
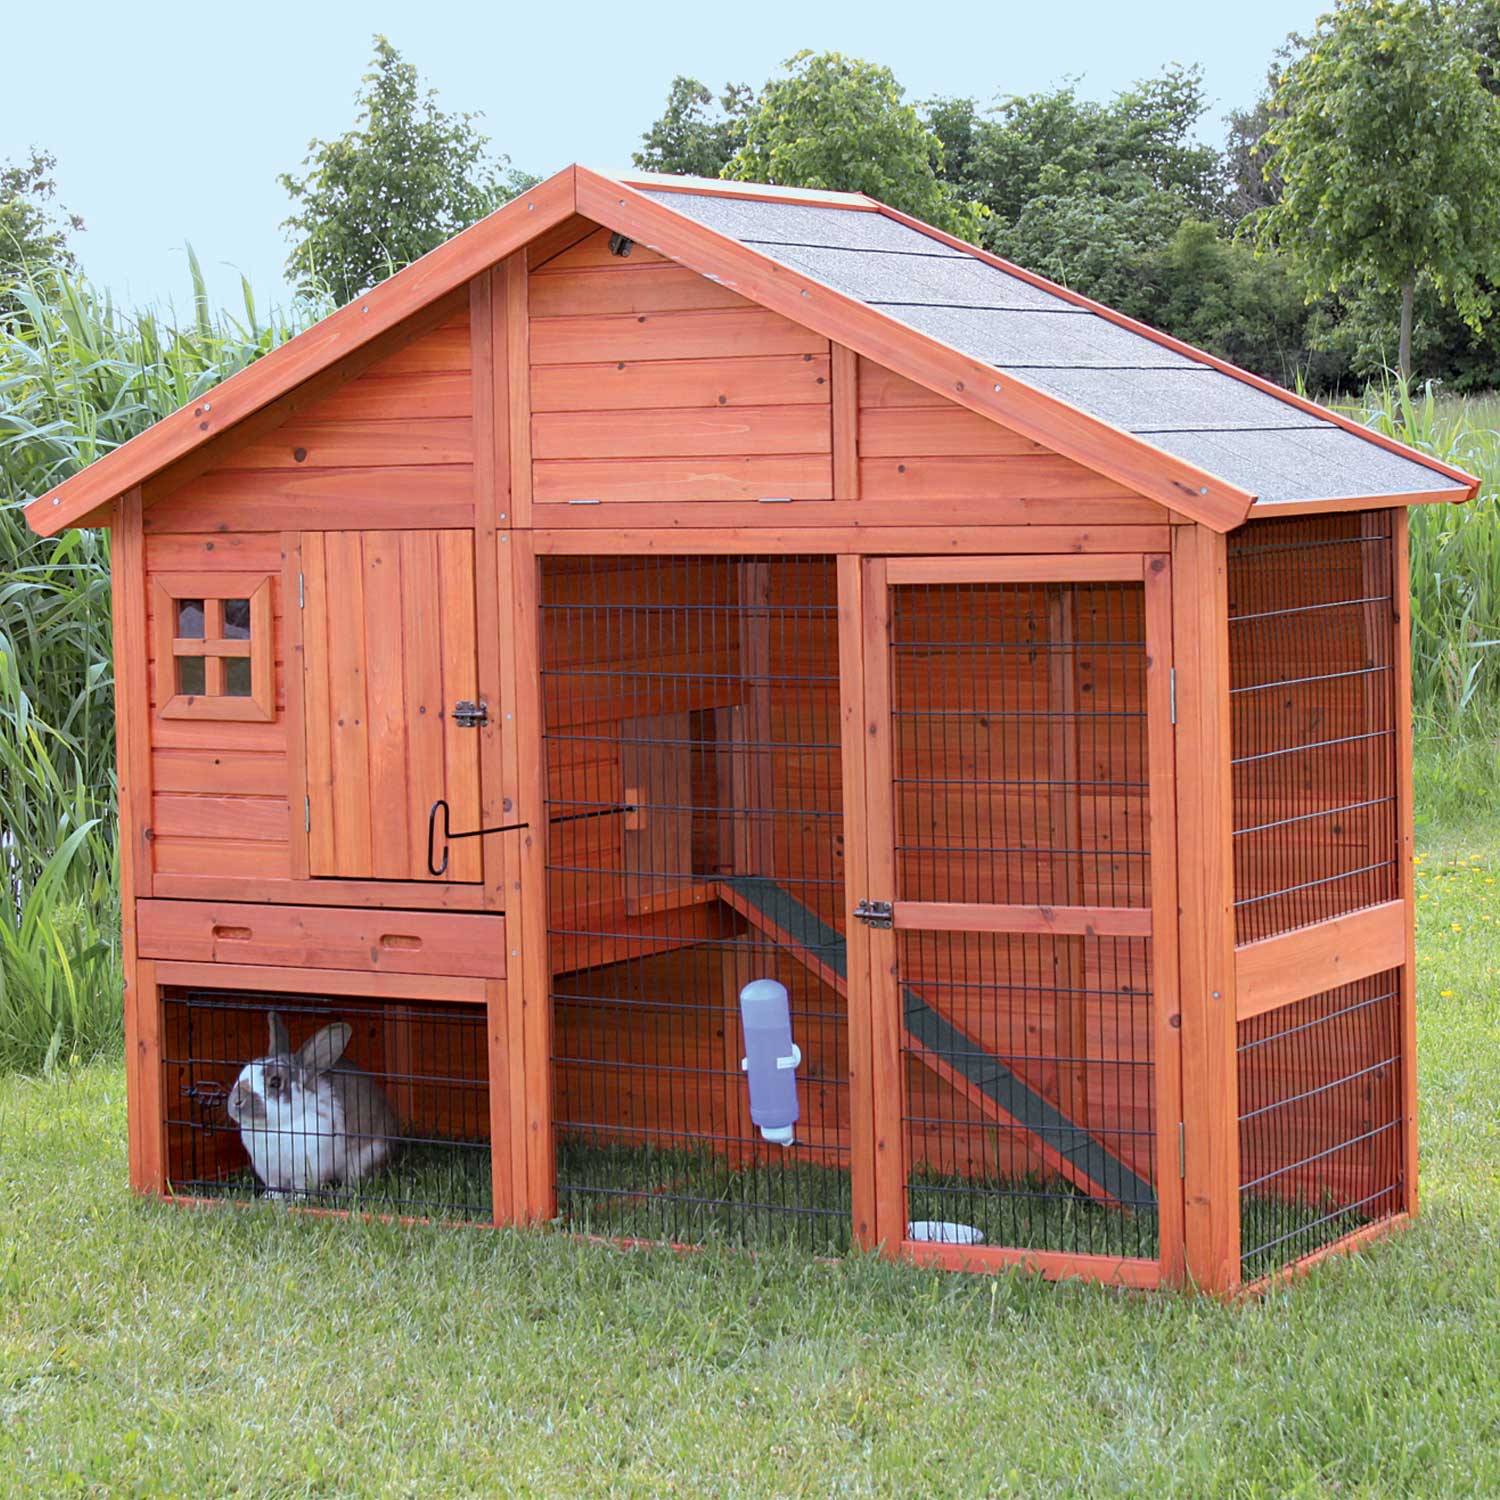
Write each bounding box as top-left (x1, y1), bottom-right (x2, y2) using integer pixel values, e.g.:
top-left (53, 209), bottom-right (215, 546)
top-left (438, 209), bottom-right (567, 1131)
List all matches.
top-left (861, 555), bottom-right (1180, 1282)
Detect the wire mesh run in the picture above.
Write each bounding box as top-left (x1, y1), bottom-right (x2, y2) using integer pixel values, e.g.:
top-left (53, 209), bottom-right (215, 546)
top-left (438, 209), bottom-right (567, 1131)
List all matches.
top-left (1228, 512), bottom-right (1399, 944)
top-left (1238, 970), bottom-right (1404, 1277)
top-left (889, 581), bottom-right (1158, 1259)
top-left (162, 990), bottom-right (491, 1222)
top-left (541, 556), bottom-right (851, 1252)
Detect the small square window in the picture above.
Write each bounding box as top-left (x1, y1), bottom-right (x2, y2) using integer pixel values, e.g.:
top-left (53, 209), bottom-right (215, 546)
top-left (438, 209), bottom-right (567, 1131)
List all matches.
top-left (176, 655), bottom-right (206, 696)
top-left (154, 575), bottom-right (274, 722)
top-left (223, 657), bottom-right (253, 697)
top-left (177, 599), bottom-right (206, 639)
top-left (222, 599), bottom-right (252, 640)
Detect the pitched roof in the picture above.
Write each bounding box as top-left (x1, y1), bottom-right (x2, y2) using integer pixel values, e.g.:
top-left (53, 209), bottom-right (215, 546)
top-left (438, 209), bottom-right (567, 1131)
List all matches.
top-left (25, 164), bottom-right (1476, 538)
top-left (636, 185), bottom-right (1470, 508)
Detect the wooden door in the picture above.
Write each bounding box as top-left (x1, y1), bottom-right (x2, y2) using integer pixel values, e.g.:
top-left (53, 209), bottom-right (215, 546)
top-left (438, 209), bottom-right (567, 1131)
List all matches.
top-left (298, 529), bottom-right (484, 882)
top-left (859, 554), bottom-right (1181, 1283)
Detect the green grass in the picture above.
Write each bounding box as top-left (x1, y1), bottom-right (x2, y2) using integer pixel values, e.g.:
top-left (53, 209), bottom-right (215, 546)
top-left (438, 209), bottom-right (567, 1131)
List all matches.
top-left (2, 795), bottom-right (1498, 1496)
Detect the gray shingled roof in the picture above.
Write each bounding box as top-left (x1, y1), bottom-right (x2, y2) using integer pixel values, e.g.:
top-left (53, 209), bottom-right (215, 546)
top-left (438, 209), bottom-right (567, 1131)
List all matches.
top-left (643, 191), bottom-right (1461, 506)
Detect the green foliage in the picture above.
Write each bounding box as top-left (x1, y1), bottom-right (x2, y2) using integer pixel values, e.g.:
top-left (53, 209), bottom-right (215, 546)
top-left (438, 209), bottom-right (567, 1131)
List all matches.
top-left (0, 149), bottom-right (83, 310)
top-left (0, 261), bottom-right (318, 1070)
top-left (725, 52), bottom-right (986, 239)
top-left (1256, 0), bottom-right (1500, 378)
top-left (633, 76), bottom-right (754, 178)
top-left (280, 35), bottom-right (535, 305)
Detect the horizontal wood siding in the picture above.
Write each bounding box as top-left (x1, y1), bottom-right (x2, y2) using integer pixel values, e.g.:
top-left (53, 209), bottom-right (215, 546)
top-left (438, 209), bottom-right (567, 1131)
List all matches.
top-left (855, 357), bottom-right (1162, 514)
top-left (529, 228), bottom-right (833, 509)
top-left (143, 313), bottom-right (475, 534)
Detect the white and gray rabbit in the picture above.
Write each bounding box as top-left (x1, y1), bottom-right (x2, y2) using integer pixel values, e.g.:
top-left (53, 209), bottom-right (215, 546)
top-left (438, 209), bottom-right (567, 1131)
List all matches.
top-left (226, 1012), bottom-right (398, 1197)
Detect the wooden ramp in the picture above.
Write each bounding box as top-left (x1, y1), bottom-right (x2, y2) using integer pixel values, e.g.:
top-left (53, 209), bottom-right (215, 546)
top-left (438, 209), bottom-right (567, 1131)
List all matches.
top-left (717, 876), bottom-right (1157, 1211)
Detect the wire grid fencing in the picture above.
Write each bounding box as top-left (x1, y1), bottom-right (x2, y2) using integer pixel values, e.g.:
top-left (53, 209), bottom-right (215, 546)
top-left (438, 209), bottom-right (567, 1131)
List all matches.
top-left (161, 990), bottom-right (491, 1221)
top-left (1228, 511), bottom-right (1399, 944)
top-left (888, 580), bottom-right (1159, 1259)
top-left (540, 555), bottom-right (852, 1251)
top-left (1237, 970), bottom-right (1405, 1277)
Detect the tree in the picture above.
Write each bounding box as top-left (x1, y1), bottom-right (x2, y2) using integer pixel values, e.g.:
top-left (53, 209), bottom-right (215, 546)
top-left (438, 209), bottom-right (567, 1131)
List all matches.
top-left (634, 77), bottom-right (754, 177)
top-left (1254, 0), bottom-right (1500, 381)
top-left (280, 36), bottom-right (534, 303)
top-left (724, 52), bottom-right (986, 238)
top-left (0, 148), bottom-right (82, 289)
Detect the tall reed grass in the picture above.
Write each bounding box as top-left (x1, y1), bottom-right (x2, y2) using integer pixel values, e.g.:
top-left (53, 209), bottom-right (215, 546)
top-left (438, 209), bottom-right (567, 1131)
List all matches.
top-left (0, 266), bottom-right (1496, 1074)
top-left (0, 257), bottom-right (316, 1070)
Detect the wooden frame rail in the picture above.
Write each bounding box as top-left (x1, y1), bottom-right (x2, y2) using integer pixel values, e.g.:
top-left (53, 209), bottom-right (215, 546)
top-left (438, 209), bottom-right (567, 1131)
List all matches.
top-left (1233, 901), bottom-right (1406, 1022)
top-left (892, 902), bottom-right (1152, 937)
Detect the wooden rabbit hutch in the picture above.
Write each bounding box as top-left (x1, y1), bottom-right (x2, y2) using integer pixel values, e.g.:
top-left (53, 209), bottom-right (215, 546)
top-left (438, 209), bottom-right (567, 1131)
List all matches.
top-left (26, 167), bottom-right (1477, 1293)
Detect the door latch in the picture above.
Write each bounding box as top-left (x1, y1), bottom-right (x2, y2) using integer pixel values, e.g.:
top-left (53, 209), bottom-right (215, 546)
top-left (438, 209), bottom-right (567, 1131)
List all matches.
top-left (853, 898), bottom-right (894, 928)
top-left (451, 700), bottom-right (488, 728)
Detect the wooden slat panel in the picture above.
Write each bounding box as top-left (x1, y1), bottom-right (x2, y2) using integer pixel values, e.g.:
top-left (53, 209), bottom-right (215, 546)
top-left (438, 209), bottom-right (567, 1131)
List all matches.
top-left (528, 263), bottom-right (751, 317)
top-left (860, 455), bottom-right (1152, 505)
top-left (144, 533), bottom-right (285, 572)
top-left (438, 531), bottom-right (483, 883)
top-left (530, 307), bottom-right (828, 365)
top-left (300, 532), bottom-right (335, 874)
top-left (888, 555), bottom-right (1145, 585)
top-left (152, 749), bottom-right (288, 796)
top-left (533, 455), bottom-right (833, 504)
top-left (152, 794), bottom-right (289, 842)
top-left (144, 468), bottom-right (475, 533)
top-left (323, 530), bottom-right (374, 877)
top-left (302, 370), bottom-right (472, 423)
top-left (532, 404), bottom-right (831, 460)
top-left (892, 902), bottom-right (1153, 936)
top-left (137, 899), bottom-right (506, 977)
top-left (1234, 900), bottom-right (1405, 1021)
top-left (857, 358), bottom-right (948, 409)
top-left (400, 530), bottom-right (447, 881)
top-left (534, 525), bottom-right (1174, 555)
top-left (860, 405), bottom-right (1049, 458)
top-left (153, 959), bottom-right (488, 1004)
top-left (362, 531), bottom-right (411, 878)
top-left (531, 355), bottom-right (831, 413)
top-left (230, 419), bottom-right (473, 470)
top-left (152, 837), bottom-right (290, 879)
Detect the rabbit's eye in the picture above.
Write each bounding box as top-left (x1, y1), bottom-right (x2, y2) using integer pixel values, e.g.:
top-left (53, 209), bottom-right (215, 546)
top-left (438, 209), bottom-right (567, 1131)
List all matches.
top-left (265, 1071), bottom-right (285, 1093)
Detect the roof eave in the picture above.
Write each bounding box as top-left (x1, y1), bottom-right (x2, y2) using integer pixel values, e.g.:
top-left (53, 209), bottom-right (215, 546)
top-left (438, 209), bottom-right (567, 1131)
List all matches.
top-left (871, 202), bottom-right (1482, 503)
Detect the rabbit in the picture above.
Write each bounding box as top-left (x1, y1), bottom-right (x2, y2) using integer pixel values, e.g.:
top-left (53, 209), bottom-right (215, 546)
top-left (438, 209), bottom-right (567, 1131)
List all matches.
top-left (226, 1012), bottom-right (398, 1198)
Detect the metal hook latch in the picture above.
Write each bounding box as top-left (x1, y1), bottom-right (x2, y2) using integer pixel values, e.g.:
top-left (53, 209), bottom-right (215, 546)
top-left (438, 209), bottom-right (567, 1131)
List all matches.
top-left (426, 799), bottom-right (640, 878)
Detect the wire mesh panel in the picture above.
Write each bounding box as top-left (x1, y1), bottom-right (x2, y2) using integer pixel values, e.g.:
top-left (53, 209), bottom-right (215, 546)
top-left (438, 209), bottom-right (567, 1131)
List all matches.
top-left (540, 556), bottom-right (851, 1251)
top-left (1228, 512), bottom-right (1399, 943)
top-left (887, 579), bottom-right (1159, 1260)
top-left (161, 990), bottom-right (491, 1221)
top-left (1238, 971), bottom-right (1404, 1278)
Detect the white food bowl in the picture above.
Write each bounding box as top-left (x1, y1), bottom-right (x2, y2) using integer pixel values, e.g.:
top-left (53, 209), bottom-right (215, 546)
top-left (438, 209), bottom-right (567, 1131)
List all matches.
top-left (907, 1220), bottom-right (986, 1245)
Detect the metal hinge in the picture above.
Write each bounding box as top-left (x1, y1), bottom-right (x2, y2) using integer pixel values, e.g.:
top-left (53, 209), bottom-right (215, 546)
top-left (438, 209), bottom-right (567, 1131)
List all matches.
top-left (304, 795), bottom-right (311, 834)
top-left (452, 700), bottom-right (488, 729)
top-left (1178, 1120), bottom-right (1186, 1179)
top-left (298, 571), bottom-right (305, 609)
top-left (1169, 667), bottom-right (1177, 724)
top-left (853, 898), bottom-right (894, 929)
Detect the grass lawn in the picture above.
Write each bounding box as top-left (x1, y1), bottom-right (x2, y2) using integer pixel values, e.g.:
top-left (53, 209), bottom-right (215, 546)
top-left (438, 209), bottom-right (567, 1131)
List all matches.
top-left (2, 818), bottom-right (1499, 1496)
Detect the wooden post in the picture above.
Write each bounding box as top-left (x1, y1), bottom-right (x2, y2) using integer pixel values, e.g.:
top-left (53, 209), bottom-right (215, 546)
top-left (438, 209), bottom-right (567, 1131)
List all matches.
top-left (859, 559), bottom-right (905, 1251)
top-left (837, 556), bottom-right (877, 1249)
top-left (112, 489), bottom-right (164, 1194)
top-left (1046, 585), bottom-right (1089, 1129)
top-left (1171, 525), bottom-right (1240, 1294)
top-left (1143, 553), bottom-right (1186, 1285)
top-left (1391, 509), bottom-right (1419, 1215)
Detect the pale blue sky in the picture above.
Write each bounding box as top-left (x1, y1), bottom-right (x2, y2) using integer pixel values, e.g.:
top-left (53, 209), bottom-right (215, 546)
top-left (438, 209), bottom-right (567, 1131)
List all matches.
top-left (4, 0), bottom-right (1320, 313)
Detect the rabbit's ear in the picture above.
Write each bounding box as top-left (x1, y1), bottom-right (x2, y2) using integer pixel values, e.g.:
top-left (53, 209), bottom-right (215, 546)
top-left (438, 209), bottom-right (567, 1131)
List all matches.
top-left (267, 1011), bottom-right (291, 1056)
top-left (297, 1022), bottom-right (351, 1075)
